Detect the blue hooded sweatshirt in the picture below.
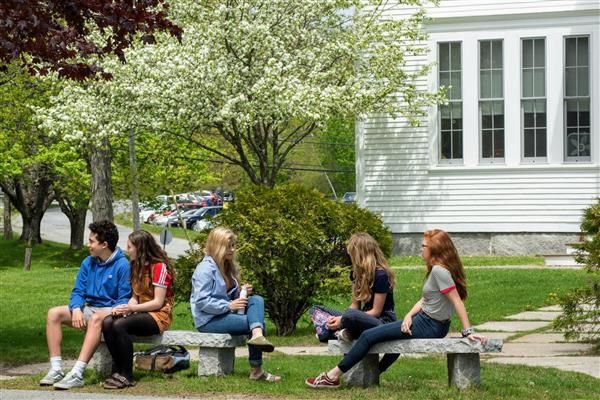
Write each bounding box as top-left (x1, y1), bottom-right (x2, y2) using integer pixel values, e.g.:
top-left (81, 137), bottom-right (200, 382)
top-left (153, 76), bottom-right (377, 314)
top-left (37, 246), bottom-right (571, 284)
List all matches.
top-left (68, 248), bottom-right (131, 311)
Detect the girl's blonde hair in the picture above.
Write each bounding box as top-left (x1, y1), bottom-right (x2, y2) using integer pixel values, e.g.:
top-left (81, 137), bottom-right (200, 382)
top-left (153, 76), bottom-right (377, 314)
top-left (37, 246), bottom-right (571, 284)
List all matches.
top-left (347, 232), bottom-right (395, 303)
top-left (204, 227), bottom-right (240, 287)
top-left (423, 229), bottom-right (467, 300)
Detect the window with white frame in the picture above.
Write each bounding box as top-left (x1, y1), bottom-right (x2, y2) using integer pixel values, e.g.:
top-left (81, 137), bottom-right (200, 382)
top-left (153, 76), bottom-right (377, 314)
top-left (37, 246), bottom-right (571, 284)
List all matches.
top-left (479, 40), bottom-right (504, 162)
top-left (438, 42), bottom-right (463, 163)
top-left (521, 38), bottom-right (547, 161)
top-left (564, 35), bottom-right (591, 161)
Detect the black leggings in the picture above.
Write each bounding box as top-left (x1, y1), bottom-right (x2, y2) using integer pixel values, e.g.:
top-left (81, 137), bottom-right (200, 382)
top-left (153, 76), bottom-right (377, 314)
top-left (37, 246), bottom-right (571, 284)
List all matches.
top-left (102, 313), bottom-right (159, 380)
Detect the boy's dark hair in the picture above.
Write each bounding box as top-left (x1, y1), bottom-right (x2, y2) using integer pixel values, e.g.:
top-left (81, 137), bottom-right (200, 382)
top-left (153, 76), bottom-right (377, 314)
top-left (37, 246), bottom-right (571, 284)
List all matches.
top-left (89, 220), bottom-right (119, 251)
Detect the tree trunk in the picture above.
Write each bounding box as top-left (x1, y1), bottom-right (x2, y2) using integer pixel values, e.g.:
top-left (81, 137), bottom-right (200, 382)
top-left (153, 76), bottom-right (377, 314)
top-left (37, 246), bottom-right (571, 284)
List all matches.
top-left (129, 128), bottom-right (140, 231)
top-left (90, 138), bottom-right (114, 222)
top-left (3, 193), bottom-right (12, 240)
top-left (23, 237), bottom-right (33, 271)
top-left (68, 208), bottom-right (88, 250)
top-left (1, 167), bottom-right (53, 244)
top-left (54, 188), bottom-right (90, 250)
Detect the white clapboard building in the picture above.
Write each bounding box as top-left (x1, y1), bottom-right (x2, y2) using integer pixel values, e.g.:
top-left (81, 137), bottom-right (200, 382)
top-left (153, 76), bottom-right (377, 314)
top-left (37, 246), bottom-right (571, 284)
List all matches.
top-left (356, 0), bottom-right (600, 255)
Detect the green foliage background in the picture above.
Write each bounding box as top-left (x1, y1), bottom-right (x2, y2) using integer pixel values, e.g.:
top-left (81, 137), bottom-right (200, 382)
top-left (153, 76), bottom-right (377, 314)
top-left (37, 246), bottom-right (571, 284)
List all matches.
top-left (174, 183), bottom-right (391, 335)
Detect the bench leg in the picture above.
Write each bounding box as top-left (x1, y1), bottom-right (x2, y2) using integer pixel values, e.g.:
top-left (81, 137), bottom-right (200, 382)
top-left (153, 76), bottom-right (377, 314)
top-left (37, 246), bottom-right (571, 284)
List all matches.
top-left (89, 342), bottom-right (113, 378)
top-left (197, 347), bottom-right (235, 376)
top-left (342, 354), bottom-right (380, 387)
top-left (447, 353), bottom-right (480, 390)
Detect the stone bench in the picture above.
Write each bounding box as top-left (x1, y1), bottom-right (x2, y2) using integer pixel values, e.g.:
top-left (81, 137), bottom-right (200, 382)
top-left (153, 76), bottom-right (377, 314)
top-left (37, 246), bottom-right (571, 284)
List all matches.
top-left (90, 330), bottom-right (246, 377)
top-left (328, 337), bottom-right (503, 390)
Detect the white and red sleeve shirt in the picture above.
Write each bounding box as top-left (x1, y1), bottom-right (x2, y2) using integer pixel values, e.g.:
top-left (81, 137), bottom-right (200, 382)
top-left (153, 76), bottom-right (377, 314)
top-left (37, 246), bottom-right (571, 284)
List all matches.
top-left (421, 265), bottom-right (457, 322)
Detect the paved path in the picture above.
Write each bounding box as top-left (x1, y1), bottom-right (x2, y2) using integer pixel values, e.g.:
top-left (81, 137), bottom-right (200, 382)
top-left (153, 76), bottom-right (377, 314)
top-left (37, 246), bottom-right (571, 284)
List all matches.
top-left (20, 207), bottom-right (191, 258)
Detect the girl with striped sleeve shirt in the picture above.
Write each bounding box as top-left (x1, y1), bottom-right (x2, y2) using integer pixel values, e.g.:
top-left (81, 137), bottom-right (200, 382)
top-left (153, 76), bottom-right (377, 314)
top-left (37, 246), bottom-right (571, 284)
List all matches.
top-left (306, 229), bottom-right (487, 389)
top-left (101, 230), bottom-right (174, 389)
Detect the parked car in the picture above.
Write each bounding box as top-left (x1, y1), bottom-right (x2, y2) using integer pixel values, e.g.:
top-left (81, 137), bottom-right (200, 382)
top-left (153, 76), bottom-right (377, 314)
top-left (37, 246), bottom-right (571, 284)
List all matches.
top-left (184, 206), bottom-right (223, 230)
top-left (342, 192), bottom-right (356, 204)
top-left (153, 203), bottom-right (205, 226)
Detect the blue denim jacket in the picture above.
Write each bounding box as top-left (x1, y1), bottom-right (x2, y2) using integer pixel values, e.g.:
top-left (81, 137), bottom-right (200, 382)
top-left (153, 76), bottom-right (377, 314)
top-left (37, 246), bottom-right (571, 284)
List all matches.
top-left (190, 256), bottom-right (239, 328)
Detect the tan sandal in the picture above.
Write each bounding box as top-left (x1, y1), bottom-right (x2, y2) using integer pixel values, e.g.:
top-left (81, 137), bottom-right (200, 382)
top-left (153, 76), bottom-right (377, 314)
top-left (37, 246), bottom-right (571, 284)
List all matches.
top-left (250, 370), bottom-right (281, 382)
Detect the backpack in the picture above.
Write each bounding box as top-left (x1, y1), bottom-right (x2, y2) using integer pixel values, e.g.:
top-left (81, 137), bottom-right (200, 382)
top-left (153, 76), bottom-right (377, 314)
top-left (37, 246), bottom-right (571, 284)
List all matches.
top-left (134, 345), bottom-right (190, 374)
top-left (309, 305), bottom-right (343, 343)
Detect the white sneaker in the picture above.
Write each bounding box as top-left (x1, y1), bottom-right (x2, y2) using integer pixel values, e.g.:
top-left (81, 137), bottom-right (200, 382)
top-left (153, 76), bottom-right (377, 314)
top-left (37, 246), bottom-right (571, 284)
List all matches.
top-left (53, 371), bottom-right (84, 390)
top-left (39, 369), bottom-right (64, 386)
top-left (335, 328), bottom-right (353, 343)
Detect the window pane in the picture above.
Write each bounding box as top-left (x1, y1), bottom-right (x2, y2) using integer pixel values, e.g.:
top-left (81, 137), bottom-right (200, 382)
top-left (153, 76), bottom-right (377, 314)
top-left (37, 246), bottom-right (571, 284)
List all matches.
top-left (494, 112), bottom-right (504, 129)
top-left (452, 102), bottom-right (463, 122)
top-left (480, 71), bottom-right (491, 98)
top-left (566, 99), bottom-right (578, 126)
top-left (534, 39), bottom-right (545, 67)
top-left (451, 43), bottom-right (461, 70)
top-left (577, 37), bottom-right (589, 66)
top-left (440, 71), bottom-right (450, 87)
top-left (578, 67), bottom-right (589, 96)
top-left (441, 131), bottom-right (452, 159)
top-left (482, 130), bottom-right (493, 158)
top-left (536, 129), bottom-right (547, 157)
top-left (453, 130), bottom-right (463, 158)
top-left (566, 128), bottom-right (579, 156)
top-left (439, 43), bottom-right (449, 71)
top-left (450, 72), bottom-right (461, 99)
top-left (522, 39), bottom-right (533, 68)
top-left (481, 102), bottom-right (492, 128)
top-left (579, 98), bottom-right (590, 126)
top-left (492, 70), bottom-right (503, 97)
top-left (522, 69), bottom-right (533, 97)
top-left (535, 105), bottom-right (546, 127)
top-left (480, 41), bottom-right (491, 69)
top-left (494, 130), bottom-right (505, 157)
top-left (533, 69), bottom-right (545, 97)
top-left (523, 103), bottom-right (535, 128)
top-left (579, 132), bottom-right (591, 156)
top-left (565, 68), bottom-right (577, 96)
top-left (492, 41), bottom-right (503, 68)
top-left (565, 38), bottom-right (577, 67)
top-left (524, 128), bottom-right (535, 157)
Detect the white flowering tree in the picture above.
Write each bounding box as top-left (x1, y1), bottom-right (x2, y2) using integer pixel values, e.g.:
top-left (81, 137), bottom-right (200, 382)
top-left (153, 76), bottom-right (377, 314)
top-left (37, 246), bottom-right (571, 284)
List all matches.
top-left (39, 0), bottom-right (441, 188)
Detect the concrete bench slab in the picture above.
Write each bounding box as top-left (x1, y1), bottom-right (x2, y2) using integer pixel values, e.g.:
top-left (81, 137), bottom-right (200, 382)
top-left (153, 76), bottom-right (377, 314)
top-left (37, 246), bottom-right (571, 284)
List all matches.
top-left (90, 331), bottom-right (246, 377)
top-left (328, 338), bottom-right (503, 390)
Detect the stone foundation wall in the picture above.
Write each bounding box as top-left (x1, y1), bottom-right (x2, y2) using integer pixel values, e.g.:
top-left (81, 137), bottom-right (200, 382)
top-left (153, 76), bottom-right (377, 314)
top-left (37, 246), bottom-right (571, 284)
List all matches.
top-left (392, 232), bottom-right (582, 256)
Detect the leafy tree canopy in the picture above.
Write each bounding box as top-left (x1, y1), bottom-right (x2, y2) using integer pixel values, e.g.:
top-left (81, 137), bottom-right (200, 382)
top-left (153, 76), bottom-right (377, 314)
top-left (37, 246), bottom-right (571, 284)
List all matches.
top-left (0, 0), bottom-right (181, 80)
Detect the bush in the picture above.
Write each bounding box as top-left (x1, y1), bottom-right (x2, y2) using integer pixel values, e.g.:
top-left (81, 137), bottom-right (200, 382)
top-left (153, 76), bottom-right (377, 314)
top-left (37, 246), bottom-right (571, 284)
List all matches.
top-left (553, 198), bottom-right (600, 346)
top-left (173, 184), bottom-right (391, 335)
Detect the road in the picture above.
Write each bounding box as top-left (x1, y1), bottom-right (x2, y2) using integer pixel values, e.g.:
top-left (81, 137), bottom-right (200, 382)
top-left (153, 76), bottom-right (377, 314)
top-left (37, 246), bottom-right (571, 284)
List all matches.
top-left (21, 207), bottom-right (191, 258)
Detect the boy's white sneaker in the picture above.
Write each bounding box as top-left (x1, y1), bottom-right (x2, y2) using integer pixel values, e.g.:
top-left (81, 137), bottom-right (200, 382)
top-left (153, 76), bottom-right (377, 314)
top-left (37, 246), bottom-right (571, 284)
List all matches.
top-left (39, 369), bottom-right (64, 386)
top-left (53, 371), bottom-right (84, 390)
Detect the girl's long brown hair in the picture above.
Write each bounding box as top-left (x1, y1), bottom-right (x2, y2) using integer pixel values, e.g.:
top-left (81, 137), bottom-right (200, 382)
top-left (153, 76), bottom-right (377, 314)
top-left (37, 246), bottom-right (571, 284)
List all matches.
top-left (128, 230), bottom-right (173, 286)
top-left (204, 227), bottom-right (240, 288)
top-left (347, 232), bottom-right (395, 303)
top-left (423, 229), bottom-right (467, 299)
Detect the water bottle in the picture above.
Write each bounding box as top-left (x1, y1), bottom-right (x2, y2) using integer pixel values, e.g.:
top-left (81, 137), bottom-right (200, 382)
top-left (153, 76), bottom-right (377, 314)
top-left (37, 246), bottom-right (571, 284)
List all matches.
top-left (237, 287), bottom-right (247, 315)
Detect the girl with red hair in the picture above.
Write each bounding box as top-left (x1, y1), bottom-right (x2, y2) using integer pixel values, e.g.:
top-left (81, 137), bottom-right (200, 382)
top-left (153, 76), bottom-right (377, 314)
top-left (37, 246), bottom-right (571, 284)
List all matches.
top-left (306, 229), bottom-right (486, 389)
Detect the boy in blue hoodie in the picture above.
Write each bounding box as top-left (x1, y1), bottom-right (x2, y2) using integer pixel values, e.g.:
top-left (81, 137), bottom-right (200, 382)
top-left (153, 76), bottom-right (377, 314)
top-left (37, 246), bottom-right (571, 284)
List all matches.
top-left (40, 220), bottom-right (131, 390)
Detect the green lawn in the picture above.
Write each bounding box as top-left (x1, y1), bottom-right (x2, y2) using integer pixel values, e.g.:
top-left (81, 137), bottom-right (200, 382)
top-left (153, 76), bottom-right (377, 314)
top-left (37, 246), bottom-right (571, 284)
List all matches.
top-left (1, 354), bottom-right (598, 400)
top-left (0, 239), bottom-right (587, 363)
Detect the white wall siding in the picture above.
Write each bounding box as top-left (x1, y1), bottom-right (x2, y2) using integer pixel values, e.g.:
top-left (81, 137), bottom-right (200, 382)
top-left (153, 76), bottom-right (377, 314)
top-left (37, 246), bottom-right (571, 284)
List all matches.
top-left (357, 4), bottom-right (600, 235)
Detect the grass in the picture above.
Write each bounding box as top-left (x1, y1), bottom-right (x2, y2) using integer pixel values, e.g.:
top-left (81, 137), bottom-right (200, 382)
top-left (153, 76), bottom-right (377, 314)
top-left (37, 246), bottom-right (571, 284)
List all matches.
top-left (1, 355), bottom-right (599, 399)
top-left (389, 255), bottom-right (545, 266)
top-left (0, 238), bottom-right (587, 362)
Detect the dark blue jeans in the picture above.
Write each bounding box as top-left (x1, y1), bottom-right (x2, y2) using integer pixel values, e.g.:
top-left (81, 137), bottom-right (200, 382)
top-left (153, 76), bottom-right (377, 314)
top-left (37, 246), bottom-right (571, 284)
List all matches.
top-left (337, 311), bottom-right (450, 373)
top-left (197, 295), bottom-right (266, 367)
top-left (341, 308), bottom-right (396, 339)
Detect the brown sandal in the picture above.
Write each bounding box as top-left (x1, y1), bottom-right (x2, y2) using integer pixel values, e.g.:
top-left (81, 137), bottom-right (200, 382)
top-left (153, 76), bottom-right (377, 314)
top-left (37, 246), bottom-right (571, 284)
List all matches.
top-left (103, 373), bottom-right (136, 389)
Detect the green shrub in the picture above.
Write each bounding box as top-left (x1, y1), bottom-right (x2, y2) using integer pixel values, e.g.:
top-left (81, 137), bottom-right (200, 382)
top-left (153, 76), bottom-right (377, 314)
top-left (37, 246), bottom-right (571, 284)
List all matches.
top-left (553, 198), bottom-right (600, 346)
top-left (174, 184), bottom-right (391, 335)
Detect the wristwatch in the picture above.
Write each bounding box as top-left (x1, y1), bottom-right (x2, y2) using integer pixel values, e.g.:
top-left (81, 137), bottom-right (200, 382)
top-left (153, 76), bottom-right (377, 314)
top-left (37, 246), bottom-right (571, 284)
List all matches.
top-left (461, 327), bottom-right (475, 337)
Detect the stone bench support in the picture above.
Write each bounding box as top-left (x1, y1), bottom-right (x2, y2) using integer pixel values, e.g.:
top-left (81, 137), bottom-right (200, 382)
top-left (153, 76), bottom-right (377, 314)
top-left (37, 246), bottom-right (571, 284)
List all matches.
top-left (328, 338), bottom-right (503, 390)
top-left (90, 330), bottom-right (246, 377)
